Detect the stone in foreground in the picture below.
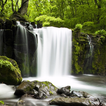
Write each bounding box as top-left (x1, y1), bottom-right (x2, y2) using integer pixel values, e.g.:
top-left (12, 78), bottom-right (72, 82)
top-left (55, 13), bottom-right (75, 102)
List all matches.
top-left (49, 97), bottom-right (103, 106)
top-left (14, 80), bottom-right (58, 98)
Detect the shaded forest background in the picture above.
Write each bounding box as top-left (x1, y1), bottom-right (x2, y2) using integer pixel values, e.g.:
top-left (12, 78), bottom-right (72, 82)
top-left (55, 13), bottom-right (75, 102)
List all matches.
top-left (0, 0), bottom-right (106, 30)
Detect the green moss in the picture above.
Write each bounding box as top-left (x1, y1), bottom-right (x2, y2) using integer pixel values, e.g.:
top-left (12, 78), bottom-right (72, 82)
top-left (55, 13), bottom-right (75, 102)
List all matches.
top-left (49, 91), bottom-right (53, 95)
top-left (92, 45), bottom-right (106, 75)
top-left (32, 80), bottom-right (58, 96)
top-left (82, 21), bottom-right (95, 33)
top-left (42, 81), bottom-right (57, 90)
top-left (0, 56), bottom-right (22, 85)
top-left (0, 101), bottom-right (4, 105)
top-left (72, 30), bottom-right (88, 74)
top-left (0, 56), bottom-right (20, 71)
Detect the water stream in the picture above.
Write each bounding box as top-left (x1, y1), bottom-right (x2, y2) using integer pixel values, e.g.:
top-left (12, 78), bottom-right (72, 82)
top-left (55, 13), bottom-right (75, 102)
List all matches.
top-left (1, 75), bottom-right (106, 106)
top-left (14, 22), bottom-right (30, 76)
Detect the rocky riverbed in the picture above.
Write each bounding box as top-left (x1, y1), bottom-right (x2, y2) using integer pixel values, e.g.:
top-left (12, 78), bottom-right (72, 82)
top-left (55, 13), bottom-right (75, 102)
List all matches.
top-left (1, 79), bottom-right (106, 106)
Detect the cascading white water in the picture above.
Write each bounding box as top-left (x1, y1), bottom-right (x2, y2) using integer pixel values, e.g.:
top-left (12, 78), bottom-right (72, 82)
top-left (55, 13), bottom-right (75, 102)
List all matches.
top-left (14, 22), bottom-right (29, 76)
top-left (34, 27), bottom-right (72, 77)
top-left (84, 35), bottom-right (94, 73)
top-left (87, 35), bottom-right (94, 56)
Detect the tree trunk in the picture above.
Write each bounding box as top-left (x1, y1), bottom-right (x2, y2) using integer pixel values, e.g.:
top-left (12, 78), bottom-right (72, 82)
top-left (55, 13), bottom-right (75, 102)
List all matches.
top-left (18, 0), bottom-right (29, 15)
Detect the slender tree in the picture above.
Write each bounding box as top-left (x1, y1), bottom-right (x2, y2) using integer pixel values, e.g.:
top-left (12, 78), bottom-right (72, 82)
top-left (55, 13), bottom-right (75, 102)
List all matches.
top-left (18, 0), bottom-right (29, 15)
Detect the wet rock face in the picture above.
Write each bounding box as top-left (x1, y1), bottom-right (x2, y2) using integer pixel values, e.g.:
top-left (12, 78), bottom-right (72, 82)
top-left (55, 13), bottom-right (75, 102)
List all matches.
top-left (0, 19), bottom-right (38, 77)
top-left (57, 86), bottom-right (71, 96)
top-left (3, 29), bottom-right (14, 58)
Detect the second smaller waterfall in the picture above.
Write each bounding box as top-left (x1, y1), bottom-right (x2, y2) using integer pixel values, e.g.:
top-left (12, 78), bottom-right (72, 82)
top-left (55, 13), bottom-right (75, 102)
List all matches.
top-left (87, 35), bottom-right (94, 56)
top-left (84, 35), bottom-right (94, 73)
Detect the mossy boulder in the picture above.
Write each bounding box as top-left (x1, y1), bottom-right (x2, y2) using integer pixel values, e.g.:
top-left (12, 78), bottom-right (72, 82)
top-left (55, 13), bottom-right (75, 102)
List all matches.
top-left (0, 56), bottom-right (22, 85)
top-left (15, 80), bottom-right (58, 98)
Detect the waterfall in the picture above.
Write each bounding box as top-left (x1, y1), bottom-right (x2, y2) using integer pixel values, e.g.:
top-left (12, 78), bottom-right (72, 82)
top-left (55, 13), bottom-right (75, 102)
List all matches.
top-left (0, 29), bottom-right (3, 55)
top-left (14, 22), bottom-right (29, 76)
top-left (87, 35), bottom-right (94, 56)
top-left (34, 27), bottom-right (72, 77)
top-left (1, 22), bottom-right (72, 77)
top-left (14, 22), bottom-right (37, 77)
top-left (84, 35), bottom-right (94, 73)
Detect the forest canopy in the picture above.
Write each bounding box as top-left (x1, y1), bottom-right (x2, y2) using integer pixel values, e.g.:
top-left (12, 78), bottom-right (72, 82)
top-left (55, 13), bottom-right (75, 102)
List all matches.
top-left (0, 0), bottom-right (106, 30)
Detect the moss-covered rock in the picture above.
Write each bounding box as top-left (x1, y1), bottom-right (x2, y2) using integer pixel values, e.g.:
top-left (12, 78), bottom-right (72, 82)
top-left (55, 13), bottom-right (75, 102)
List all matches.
top-left (72, 31), bottom-right (89, 74)
top-left (15, 80), bottom-right (58, 98)
top-left (0, 56), bottom-right (22, 85)
top-left (72, 27), bottom-right (106, 75)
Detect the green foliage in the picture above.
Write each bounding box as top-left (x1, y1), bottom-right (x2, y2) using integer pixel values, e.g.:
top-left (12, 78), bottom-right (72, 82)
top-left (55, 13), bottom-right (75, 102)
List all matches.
top-left (35, 15), bottom-right (64, 27)
top-left (95, 29), bottom-right (106, 43)
top-left (95, 29), bottom-right (106, 36)
top-left (35, 15), bottom-right (47, 22)
top-left (69, 18), bottom-right (79, 28)
top-left (99, 15), bottom-right (106, 29)
top-left (82, 21), bottom-right (95, 33)
top-left (0, 101), bottom-right (4, 105)
top-left (0, 0), bottom-right (105, 30)
top-left (74, 24), bottom-right (82, 32)
top-left (43, 22), bottom-right (50, 27)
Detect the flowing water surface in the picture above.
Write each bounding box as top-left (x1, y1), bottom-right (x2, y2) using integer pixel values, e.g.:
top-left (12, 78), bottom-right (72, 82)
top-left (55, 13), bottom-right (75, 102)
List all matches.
top-left (0, 75), bottom-right (106, 106)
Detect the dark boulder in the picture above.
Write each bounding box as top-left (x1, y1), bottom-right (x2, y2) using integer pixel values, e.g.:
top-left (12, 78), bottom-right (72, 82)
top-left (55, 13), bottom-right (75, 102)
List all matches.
top-left (57, 86), bottom-right (71, 96)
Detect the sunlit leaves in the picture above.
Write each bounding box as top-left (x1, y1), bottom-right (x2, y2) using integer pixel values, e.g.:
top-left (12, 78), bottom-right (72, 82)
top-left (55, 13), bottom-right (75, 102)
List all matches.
top-left (35, 15), bottom-right (64, 27)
